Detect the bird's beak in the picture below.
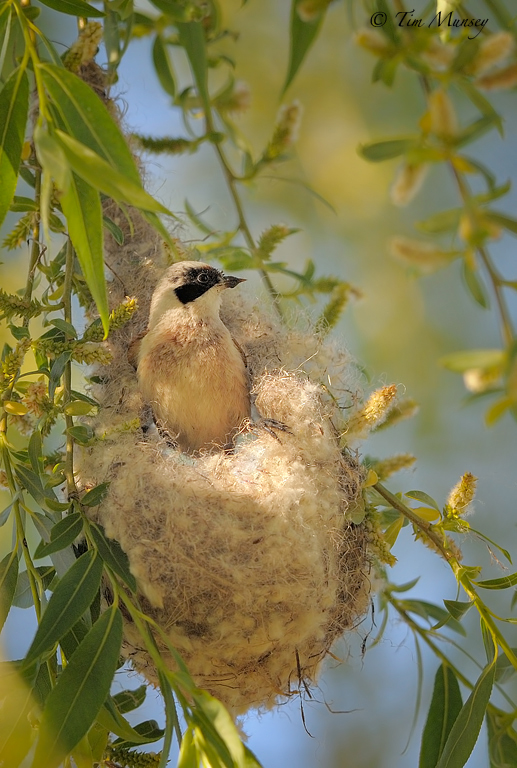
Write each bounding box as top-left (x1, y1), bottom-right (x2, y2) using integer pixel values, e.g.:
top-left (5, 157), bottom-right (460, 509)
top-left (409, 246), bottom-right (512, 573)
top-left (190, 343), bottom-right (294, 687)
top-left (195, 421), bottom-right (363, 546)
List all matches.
top-left (223, 275), bottom-right (246, 289)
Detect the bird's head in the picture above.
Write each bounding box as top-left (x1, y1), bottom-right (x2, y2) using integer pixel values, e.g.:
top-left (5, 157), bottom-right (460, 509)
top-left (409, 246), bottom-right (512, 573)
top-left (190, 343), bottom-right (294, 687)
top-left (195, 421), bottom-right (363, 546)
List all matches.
top-left (148, 261), bottom-right (245, 328)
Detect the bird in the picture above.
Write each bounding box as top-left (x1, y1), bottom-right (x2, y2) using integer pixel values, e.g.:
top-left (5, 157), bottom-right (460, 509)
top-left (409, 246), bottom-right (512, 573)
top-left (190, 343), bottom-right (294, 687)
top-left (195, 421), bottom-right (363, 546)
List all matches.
top-left (136, 261), bottom-right (251, 454)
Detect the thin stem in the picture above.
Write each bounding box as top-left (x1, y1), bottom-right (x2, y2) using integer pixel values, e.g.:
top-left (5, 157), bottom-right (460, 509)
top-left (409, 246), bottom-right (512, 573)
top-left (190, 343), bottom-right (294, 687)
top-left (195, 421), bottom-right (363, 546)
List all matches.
top-left (419, 74), bottom-right (515, 349)
top-left (23, 169), bottom-right (42, 317)
top-left (376, 480), bottom-right (517, 672)
top-left (0, 442), bottom-right (42, 620)
top-left (374, 481), bottom-right (455, 562)
top-left (388, 594), bottom-right (515, 715)
top-left (204, 112), bottom-right (282, 316)
top-left (63, 239), bottom-right (77, 499)
top-left (449, 164), bottom-right (514, 346)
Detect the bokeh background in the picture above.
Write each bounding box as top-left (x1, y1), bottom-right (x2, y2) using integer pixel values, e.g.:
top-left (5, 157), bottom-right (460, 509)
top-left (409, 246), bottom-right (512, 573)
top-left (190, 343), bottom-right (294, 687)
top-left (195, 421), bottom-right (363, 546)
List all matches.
top-left (2, 1), bottom-right (517, 766)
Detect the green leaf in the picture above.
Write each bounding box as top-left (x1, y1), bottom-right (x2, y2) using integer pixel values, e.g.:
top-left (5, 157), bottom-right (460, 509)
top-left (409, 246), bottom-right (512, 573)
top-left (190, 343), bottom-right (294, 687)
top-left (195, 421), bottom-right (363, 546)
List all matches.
top-left (451, 36), bottom-right (480, 72)
top-left (0, 660), bottom-right (35, 767)
top-left (49, 318), bottom-right (77, 338)
top-left (486, 211), bottom-right (517, 237)
top-left (383, 515), bottom-right (404, 548)
top-left (28, 430), bottom-right (43, 474)
top-left (34, 513), bottom-right (83, 559)
top-left (14, 463), bottom-right (46, 505)
top-left (0, 6), bottom-right (13, 78)
top-left (436, 659), bottom-right (496, 768)
top-left (55, 130), bottom-right (171, 215)
top-left (405, 490), bottom-right (441, 512)
top-left (440, 349), bottom-right (505, 373)
top-left (402, 599), bottom-right (466, 636)
top-left (13, 566), bottom-right (55, 609)
top-left (0, 551), bottom-right (19, 632)
top-left (112, 718), bottom-right (165, 748)
top-left (417, 208), bottom-right (461, 234)
top-left (49, 350), bottom-right (72, 401)
top-left (390, 577), bottom-right (420, 593)
top-left (66, 424), bottom-right (94, 444)
top-left (64, 400), bottom-right (95, 416)
top-left (40, 64), bottom-right (139, 183)
top-left (475, 572), bottom-right (517, 590)
top-left (153, 35), bottom-right (176, 97)
top-left (487, 711), bottom-right (517, 768)
top-left (89, 522), bottom-right (137, 591)
top-left (38, 0), bottom-right (105, 16)
top-left (33, 661), bottom-right (52, 709)
top-left (469, 526), bottom-right (512, 564)
top-left (98, 699), bottom-right (162, 745)
top-left (473, 181), bottom-right (511, 205)
top-left (454, 116), bottom-right (498, 149)
top-left (372, 57), bottom-right (399, 87)
top-left (59, 617), bottom-right (89, 660)
top-left (193, 690), bottom-right (249, 766)
top-left (10, 195), bottom-right (38, 212)
top-left (419, 664), bottom-right (463, 768)
top-left (458, 80), bottom-right (503, 137)
top-left (81, 482), bottom-right (110, 507)
top-left (485, 398), bottom-right (512, 427)
top-left (34, 124), bottom-right (109, 335)
top-left (103, 215), bottom-right (124, 244)
top-left (177, 21), bottom-right (210, 113)
top-left (462, 262), bottom-right (489, 309)
top-left (178, 728), bottom-right (198, 768)
top-left (0, 500), bottom-right (14, 527)
top-left (184, 198), bottom-right (215, 234)
top-left (283, 0), bottom-right (326, 93)
top-left (112, 685), bottom-right (147, 714)
top-left (0, 66), bottom-right (29, 228)
top-left (32, 606), bottom-right (122, 768)
top-left (24, 550), bottom-right (103, 665)
top-left (358, 137), bottom-right (416, 162)
top-left (443, 600), bottom-right (474, 621)
top-left (104, 8), bottom-right (121, 71)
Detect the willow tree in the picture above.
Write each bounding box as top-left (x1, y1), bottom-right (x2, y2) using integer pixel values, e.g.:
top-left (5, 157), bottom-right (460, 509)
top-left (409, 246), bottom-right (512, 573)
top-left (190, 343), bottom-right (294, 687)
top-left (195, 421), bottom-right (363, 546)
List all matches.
top-left (1, 1), bottom-right (517, 767)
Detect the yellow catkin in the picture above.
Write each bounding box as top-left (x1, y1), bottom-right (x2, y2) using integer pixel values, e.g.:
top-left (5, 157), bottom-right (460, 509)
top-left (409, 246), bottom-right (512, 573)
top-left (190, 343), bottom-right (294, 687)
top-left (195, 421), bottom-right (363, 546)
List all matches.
top-left (414, 529), bottom-right (463, 562)
top-left (428, 89), bottom-right (458, 138)
top-left (23, 379), bottom-right (48, 416)
top-left (469, 32), bottom-right (515, 76)
top-left (475, 63), bottom-right (517, 91)
top-left (375, 398), bottom-right (419, 432)
top-left (215, 81), bottom-right (251, 114)
top-left (390, 237), bottom-right (457, 273)
top-left (371, 454), bottom-right (416, 481)
top-left (346, 385), bottom-right (398, 438)
top-left (297, 0), bottom-right (332, 22)
top-left (463, 367), bottom-right (501, 393)
top-left (446, 472), bottom-right (477, 517)
top-left (62, 22), bottom-right (103, 72)
top-left (355, 28), bottom-right (393, 57)
top-left (391, 163), bottom-right (429, 207)
top-left (264, 102), bottom-right (303, 160)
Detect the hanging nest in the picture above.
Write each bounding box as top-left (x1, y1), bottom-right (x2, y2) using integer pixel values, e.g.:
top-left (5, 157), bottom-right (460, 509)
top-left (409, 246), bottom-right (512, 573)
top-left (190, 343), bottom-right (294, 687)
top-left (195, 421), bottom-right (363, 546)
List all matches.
top-left (76, 64), bottom-right (373, 716)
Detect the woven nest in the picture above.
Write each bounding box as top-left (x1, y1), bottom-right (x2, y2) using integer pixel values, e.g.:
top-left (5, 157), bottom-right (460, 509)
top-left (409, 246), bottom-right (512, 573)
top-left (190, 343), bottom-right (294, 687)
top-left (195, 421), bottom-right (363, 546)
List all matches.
top-left (76, 63), bottom-right (372, 713)
top-left (79, 208), bottom-right (371, 713)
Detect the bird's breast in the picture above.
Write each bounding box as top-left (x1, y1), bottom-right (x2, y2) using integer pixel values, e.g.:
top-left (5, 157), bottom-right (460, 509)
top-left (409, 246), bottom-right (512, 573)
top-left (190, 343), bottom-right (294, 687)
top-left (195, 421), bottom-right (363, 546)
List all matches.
top-left (137, 320), bottom-right (250, 452)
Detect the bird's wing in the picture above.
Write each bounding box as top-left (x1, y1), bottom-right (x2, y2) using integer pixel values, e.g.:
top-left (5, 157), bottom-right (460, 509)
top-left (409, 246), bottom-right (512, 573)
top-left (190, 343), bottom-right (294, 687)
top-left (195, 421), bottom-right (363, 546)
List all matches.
top-left (232, 336), bottom-right (248, 370)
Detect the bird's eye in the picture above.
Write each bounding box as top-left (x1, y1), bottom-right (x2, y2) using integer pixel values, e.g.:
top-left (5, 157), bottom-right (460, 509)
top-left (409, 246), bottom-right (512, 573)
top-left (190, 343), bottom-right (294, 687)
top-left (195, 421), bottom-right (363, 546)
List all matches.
top-left (197, 272), bottom-right (210, 284)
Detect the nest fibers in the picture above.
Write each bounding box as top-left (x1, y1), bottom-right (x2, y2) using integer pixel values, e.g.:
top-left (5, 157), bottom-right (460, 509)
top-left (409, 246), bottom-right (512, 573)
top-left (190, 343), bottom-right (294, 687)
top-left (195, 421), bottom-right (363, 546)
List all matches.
top-left (78, 92), bottom-right (371, 718)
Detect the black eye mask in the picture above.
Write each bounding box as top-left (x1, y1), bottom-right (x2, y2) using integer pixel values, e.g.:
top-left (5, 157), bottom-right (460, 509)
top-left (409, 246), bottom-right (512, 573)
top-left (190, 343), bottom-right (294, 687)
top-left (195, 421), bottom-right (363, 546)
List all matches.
top-left (174, 267), bottom-right (221, 305)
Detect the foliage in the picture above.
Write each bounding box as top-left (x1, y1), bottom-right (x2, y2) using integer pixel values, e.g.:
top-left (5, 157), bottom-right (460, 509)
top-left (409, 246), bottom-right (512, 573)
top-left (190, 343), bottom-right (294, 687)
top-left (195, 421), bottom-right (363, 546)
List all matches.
top-left (0, 1), bottom-right (517, 768)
